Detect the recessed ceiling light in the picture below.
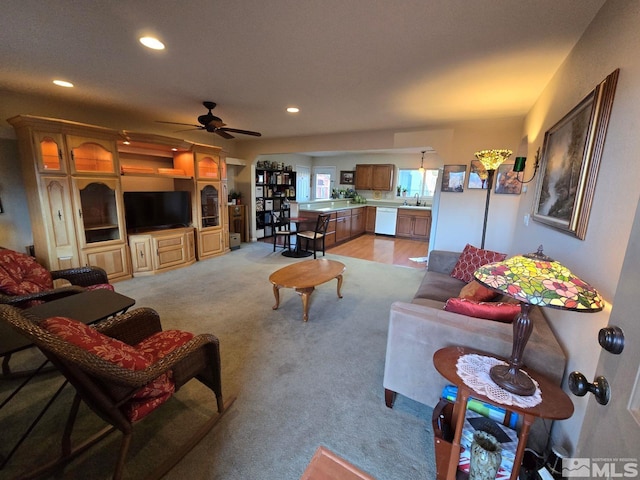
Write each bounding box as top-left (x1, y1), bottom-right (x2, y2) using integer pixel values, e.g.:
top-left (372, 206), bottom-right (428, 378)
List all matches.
top-left (139, 36), bottom-right (165, 50)
top-left (53, 80), bottom-right (74, 88)
top-left (287, 107), bottom-right (300, 113)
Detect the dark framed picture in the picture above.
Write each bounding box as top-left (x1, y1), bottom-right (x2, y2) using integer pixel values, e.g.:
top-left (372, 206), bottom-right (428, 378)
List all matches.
top-left (533, 69), bottom-right (619, 239)
top-left (441, 165), bottom-right (466, 192)
top-left (495, 164), bottom-right (522, 195)
top-left (340, 171), bottom-right (355, 185)
top-left (467, 159), bottom-right (488, 189)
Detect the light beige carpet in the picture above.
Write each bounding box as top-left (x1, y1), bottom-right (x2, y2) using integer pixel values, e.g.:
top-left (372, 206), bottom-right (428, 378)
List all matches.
top-left (1, 242), bottom-right (436, 480)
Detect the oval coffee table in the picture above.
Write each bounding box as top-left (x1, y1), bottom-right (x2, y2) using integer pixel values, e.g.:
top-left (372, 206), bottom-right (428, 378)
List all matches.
top-left (269, 259), bottom-right (345, 322)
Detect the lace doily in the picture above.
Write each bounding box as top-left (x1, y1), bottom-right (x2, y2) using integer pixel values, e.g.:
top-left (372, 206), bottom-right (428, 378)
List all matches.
top-left (456, 354), bottom-right (542, 408)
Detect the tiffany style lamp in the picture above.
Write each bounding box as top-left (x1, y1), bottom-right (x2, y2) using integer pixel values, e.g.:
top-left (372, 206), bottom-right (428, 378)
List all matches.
top-left (473, 246), bottom-right (604, 395)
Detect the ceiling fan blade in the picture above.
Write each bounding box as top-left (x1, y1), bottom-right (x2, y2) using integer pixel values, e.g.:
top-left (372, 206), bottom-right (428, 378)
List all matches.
top-left (156, 121), bottom-right (202, 128)
top-left (219, 127), bottom-right (262, 137)
top-left (215, 130), bottom-right (235, 139)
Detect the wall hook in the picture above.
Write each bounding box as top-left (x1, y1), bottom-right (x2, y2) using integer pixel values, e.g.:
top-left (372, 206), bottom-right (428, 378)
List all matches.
top-left (568, 372), bottom-right (610, 405)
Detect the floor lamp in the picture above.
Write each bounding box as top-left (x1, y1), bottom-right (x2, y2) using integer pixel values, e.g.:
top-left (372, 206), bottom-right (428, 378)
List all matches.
top-left (474, 149), bottom-right (513, 248)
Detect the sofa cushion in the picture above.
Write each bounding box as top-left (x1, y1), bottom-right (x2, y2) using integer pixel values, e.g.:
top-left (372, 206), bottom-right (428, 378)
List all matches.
top-left (443, 297), bottom-right (520, 323)
top-left (459, 280), bottom-right (499, 302)
top-left (450, 244), bottom-right (507, 283)
top-left (414, 270), bottom-right (466, 303)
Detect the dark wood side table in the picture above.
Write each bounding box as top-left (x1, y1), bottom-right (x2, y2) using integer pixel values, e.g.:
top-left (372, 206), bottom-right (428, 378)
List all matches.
top-left (432, 346), bottom-right (574, 480)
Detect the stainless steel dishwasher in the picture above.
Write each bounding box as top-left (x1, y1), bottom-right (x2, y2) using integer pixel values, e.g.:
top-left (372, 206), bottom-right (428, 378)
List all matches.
top-left (374, 207), bottom-right (398, 235)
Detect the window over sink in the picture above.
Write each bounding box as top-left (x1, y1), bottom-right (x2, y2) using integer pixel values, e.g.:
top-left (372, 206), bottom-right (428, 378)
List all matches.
top-left (398, 168), bottom-right (439, 200)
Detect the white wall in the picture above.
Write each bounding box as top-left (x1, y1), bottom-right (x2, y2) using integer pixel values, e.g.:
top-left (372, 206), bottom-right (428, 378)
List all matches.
top-left (511, 0), bottom-right (640, 453)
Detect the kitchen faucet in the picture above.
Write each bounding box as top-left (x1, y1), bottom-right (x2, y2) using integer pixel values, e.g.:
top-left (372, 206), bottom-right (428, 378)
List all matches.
top-left (414, 193), bottom-right (421, 206)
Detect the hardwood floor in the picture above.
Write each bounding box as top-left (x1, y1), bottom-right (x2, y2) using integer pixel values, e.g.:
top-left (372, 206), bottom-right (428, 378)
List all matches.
top-left (327, 234), bottom-right (428, 269)
top-left (260, 233), bottom-right (429, 269)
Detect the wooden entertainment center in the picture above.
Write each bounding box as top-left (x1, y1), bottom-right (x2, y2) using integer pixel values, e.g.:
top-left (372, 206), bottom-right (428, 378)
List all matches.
top-left (8, 115), bottom-right (230, 281)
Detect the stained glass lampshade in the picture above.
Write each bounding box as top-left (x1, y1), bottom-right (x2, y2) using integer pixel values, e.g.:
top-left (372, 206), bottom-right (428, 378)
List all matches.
top-left (473, 149), bottom-right (513, 249)
top-left (474, 246), bottom-right (604, 395)
top-left (474, 149), bottom-right (513, 171)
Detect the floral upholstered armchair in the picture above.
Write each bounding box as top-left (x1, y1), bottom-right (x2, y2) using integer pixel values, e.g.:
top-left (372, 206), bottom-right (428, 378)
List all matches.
top-left (0, 247), bottom-right (113, 308)
top-left (0, 305), bottom-right (232, 479)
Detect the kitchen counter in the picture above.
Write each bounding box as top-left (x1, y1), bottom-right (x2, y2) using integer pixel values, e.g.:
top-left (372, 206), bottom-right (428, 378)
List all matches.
top-left (295, 200), bottom-right (431, 213)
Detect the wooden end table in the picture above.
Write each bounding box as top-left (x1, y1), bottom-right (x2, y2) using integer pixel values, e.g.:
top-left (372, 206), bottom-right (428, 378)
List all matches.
top-left (269, 259), bottom-right (345, 322)
top-left (300, 446), bottom-right (376, 480)
top-left (432, 346), bottom-right (574, 480)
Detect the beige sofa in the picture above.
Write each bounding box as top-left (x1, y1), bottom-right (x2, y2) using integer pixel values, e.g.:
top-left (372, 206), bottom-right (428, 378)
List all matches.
top-left (383, 250), bottom-right (567, 447)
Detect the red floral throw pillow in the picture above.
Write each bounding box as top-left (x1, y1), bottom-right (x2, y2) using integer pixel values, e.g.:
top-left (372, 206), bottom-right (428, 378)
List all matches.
top-left (450, 244), bottom-right (507, 283)
top-left (443, 297), bottom-right (520, 323)
top-left (459, 280), bottom-right (499, 302)
top-left (41, 316), bottom-right (151, 370)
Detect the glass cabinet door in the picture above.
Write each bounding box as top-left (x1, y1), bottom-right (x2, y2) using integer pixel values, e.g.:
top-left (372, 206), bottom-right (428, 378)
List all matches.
top-left (200, 184), bottom-right (220, 228)
top-left (74, 179), bottom-right (122, 244)
top-left (35, 132), bottom-right (66, 173)
top-left (196, 153), bottom-right (220, 180)
top-left (67, 136), bottom-right (117, 174)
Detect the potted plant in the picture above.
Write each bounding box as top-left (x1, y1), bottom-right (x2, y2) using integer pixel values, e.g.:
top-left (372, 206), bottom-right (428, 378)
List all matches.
top-left (397, 185), bottom-right (401, 197)
top-left (230, 190), bottom-right (242, 205)
top-left (402, 188), bottom-right (408, 197)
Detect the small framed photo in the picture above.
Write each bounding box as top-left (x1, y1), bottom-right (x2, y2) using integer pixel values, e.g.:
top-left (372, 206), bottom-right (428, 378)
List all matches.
top-left (495, 164), bottom-right (522, 194)
top-left (441, 165), bottom-right (467, 192)
top-left (467, 159), bottom-right (488, 189)
top-left (340, 171), bottom-right (355, 185)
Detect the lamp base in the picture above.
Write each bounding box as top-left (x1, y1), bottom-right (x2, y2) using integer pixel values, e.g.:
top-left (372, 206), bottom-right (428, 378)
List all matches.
top-left (489, 364), bottom-right (536, 396)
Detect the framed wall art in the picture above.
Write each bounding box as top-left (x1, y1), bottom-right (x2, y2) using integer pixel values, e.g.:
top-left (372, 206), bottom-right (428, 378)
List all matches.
top-left (532, 69), bottom-right (619, 239)
top-left (467, 159), bottom-right (488, 189)
top-left (441, 165), bottom-right (466, 192)
top-left (495, 164), bottom-right (522, 195)
top-left (340, 171), bottom-right (355, 185)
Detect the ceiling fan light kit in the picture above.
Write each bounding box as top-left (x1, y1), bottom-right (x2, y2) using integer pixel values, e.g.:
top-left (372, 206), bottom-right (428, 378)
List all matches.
top-left (158, 101), bottom-right (261, 139)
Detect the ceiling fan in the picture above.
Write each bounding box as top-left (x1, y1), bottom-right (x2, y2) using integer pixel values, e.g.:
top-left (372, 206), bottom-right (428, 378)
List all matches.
top-left (158, 101), bottom-right (261, 139)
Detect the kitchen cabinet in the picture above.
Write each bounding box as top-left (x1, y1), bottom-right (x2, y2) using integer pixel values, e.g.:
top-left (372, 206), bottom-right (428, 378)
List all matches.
top-left (351, 208), bottom-right (365, 236)
top-left (354, 164), bottom-right (394, 191)
top-left (299, 207), bottom-right (367, 247)
top-left (365, 206), bottom-right (377, 233)
top-left (396, 208), bottom-right (431, 241)
top-left (335, 210), bottom-right (352, 243)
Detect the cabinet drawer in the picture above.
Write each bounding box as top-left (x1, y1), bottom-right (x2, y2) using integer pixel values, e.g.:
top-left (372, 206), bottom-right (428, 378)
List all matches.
top-left (157, 247), bottom-right (186, 269)
top-left (336, 210), bottom-right (352, 218)
top-left (156, 236), bottom-right (184, 249)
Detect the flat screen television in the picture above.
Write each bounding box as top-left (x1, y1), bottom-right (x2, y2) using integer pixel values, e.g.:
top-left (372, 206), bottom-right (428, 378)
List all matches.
top-left (123, 191), bottom-right (191, 233)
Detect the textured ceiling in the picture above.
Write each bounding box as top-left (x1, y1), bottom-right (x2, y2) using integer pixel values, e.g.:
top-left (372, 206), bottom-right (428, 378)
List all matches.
top-left (0, 0), bottom-right (605, 141)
